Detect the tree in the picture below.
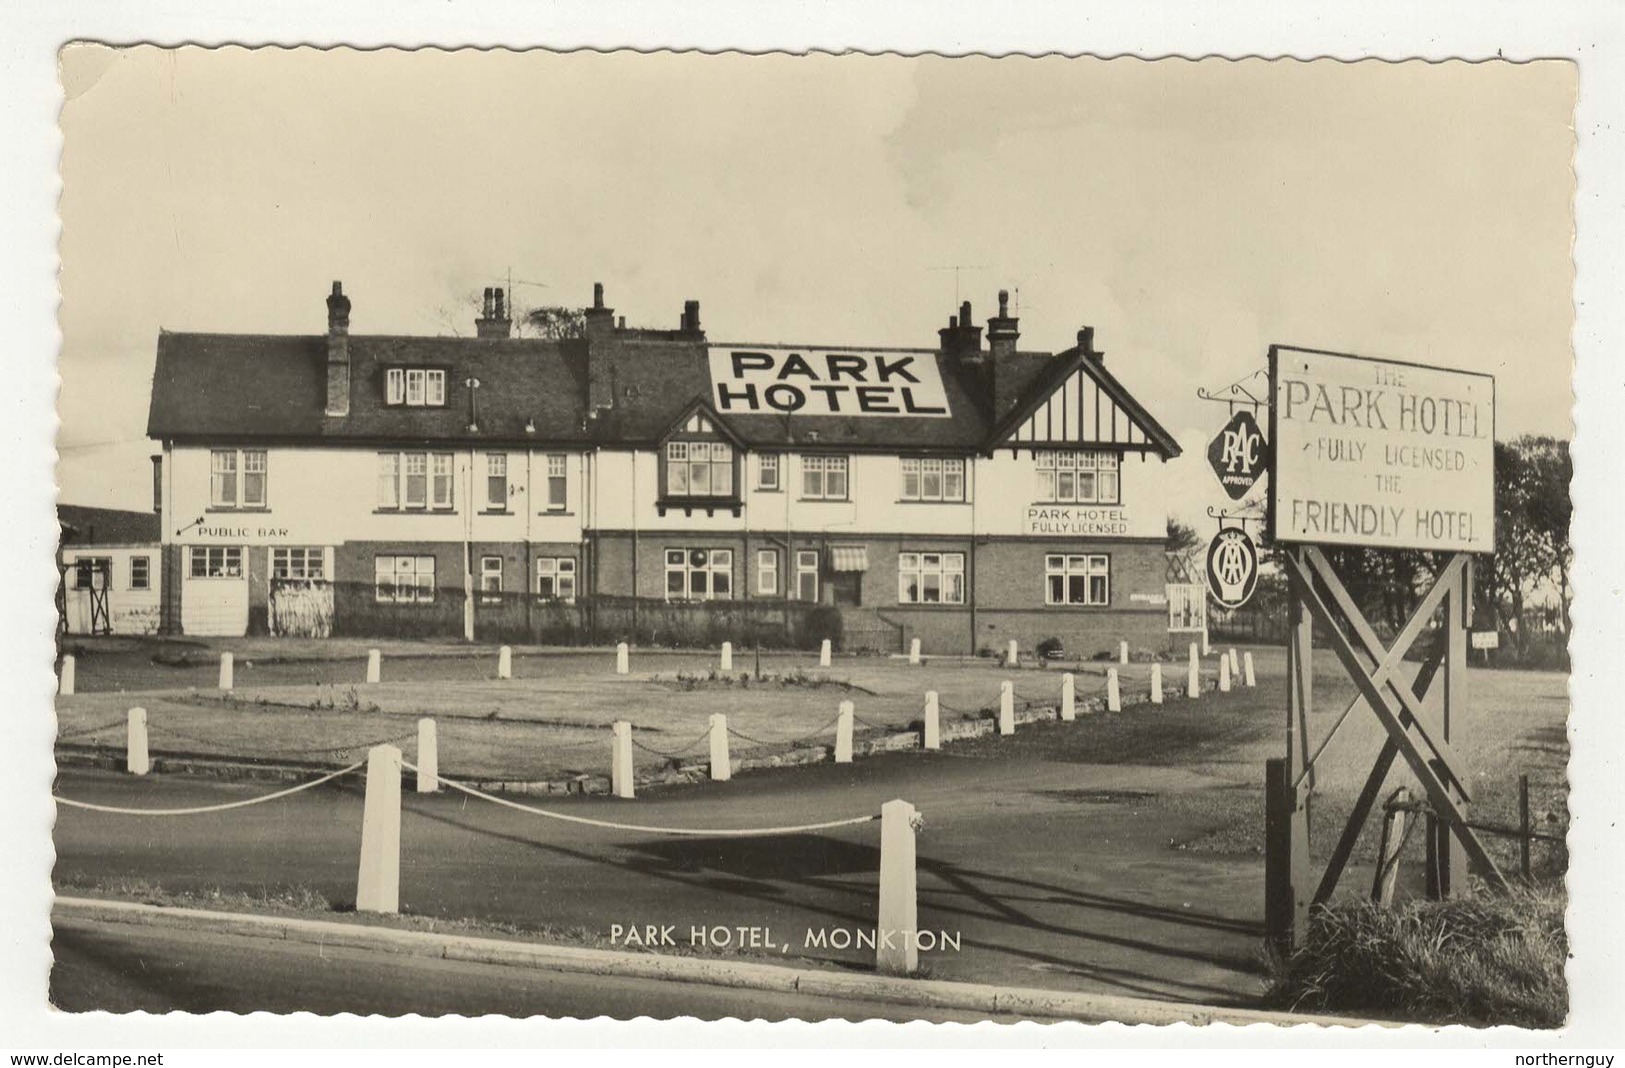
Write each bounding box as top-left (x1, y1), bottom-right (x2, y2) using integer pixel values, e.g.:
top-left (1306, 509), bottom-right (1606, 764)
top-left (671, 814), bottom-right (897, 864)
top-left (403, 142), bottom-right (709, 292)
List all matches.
top-left (524, 306), bottom-right (586, 340)
top-left (1165, 517), bottom-right (1203, 583)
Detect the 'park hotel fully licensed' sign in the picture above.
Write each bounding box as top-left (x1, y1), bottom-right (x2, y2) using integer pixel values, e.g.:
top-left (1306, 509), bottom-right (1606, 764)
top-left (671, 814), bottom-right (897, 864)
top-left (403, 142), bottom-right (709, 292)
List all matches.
top-left (709, 347), bottom-right (953, 417)
top-left (1268, 346), bottom-right (1495, 553)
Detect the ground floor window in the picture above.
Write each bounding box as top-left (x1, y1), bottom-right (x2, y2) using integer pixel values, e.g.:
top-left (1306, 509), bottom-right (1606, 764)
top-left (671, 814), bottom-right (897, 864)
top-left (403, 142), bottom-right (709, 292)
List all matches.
top-left (271, 547), bottom-right (326, 581)
top-left (665, 548), bottom-right (733, 601)
top-left (898, 552), bottom-right (965, 605)
top-left (536, 557), bottom-right (577, 601)
top-left (188, 546), bottom-right (243, 579)
top-left (1045, 554), bottom-right (1110, 606)
top-left (479, 556), bottom-right (504, 602)
top-left (375, 555), bottom-right (436, 603)
top-left (756, 549), bottom-right (779, 596)
top-left (71, 556), bottom-right (112, 590)
top-left (795, 550), bottom-right (819, 602)
top-left (129, 556), bottom-right (151, 590)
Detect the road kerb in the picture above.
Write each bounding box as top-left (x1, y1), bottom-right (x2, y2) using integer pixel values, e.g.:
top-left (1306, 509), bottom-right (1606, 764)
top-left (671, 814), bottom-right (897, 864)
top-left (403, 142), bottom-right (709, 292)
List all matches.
top-left (53, 896), bottom-right (1387, 1028)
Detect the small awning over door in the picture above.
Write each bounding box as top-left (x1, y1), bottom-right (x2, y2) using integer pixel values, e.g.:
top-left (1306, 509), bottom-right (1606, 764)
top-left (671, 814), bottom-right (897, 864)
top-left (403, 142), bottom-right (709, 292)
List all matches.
top-left (829, 545), bottom-right (869, 572)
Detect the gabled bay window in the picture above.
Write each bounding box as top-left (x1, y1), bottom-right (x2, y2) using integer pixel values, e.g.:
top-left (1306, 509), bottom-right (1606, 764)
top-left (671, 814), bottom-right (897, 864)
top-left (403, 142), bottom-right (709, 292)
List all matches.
top-left (666, 441), bottom-right (735, 497)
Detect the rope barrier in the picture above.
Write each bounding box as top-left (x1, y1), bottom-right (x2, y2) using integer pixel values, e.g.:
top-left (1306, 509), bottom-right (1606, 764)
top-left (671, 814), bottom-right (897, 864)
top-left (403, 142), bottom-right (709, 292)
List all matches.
top-left (726, 709), bottom-right (845, 748)
top-left (145, 725), bottom-right (419, 759)
top-left (411, 762), bottom-right (879, 837)
top-left (850, 713), bottom-right (905, 733)
top-left (55, 716), bottom-right (131, 742)
top-left (54, 761), bottom-right (364, 816)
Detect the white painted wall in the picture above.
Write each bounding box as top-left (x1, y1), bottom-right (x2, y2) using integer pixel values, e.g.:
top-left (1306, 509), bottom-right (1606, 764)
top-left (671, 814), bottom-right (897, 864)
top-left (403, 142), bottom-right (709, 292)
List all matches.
top-left (60, 546), bottom-right (162, 635)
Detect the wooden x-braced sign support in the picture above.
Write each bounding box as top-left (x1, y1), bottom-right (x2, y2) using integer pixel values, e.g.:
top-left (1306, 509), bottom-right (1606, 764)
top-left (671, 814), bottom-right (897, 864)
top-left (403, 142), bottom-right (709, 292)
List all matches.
top-left (1266, 546), bottom-right (1509, 951)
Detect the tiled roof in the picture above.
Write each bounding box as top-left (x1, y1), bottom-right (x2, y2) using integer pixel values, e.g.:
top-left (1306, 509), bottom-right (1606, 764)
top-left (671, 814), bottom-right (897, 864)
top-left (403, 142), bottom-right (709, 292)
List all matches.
top-left (148, 322), bottom-right (1177, 457)
top-left (58, 504), bottom-right (161, 545)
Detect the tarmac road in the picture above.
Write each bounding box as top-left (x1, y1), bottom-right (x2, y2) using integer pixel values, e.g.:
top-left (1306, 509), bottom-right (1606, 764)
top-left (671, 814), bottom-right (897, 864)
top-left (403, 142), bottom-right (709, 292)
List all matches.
top-left (49, 914), bottom-right (1026, 1022)
top-left (53, 749), bottom-right (1272, 1012)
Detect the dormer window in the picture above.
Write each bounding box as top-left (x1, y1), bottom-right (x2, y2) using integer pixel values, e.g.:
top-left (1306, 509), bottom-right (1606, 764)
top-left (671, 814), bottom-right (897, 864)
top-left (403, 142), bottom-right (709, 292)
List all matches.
top-left (656, 407), bottom-right (742, 517)
top-left (385, 367), bottom-right (447, 407)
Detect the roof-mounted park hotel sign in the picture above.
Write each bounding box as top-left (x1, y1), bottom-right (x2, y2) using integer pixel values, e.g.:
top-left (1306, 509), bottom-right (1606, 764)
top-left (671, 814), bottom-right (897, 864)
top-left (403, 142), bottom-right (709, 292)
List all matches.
top-left (709, 347), bottom-right (953, 417)
top-left (1268, 346), bottom-right (1495, 553)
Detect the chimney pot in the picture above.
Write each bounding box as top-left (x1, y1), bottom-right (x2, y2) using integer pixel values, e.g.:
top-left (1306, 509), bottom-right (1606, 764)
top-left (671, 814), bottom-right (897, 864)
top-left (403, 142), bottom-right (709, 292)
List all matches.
top-left (495, 288), bottom-right (506, 319)
top-left (593, 282), bottom-right (605, 310)
top-left (960, 300), bottom-right (972, 326)
top-left (998, 289), bottom-right (1009, 317)
top-left (483, 287), bottom-right (494, 317)
top-left (618, 315), bottom-right (626, 329)
top-left (325, 281), bottom-right (352, 417)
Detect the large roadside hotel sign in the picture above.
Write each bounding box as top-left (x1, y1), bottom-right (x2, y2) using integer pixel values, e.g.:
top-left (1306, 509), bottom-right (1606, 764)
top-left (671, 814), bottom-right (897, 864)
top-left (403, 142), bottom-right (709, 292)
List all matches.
top-left (709, 347), bottom-right (953, 417)
top-left (1267, 346), bottom-right (1495, 553)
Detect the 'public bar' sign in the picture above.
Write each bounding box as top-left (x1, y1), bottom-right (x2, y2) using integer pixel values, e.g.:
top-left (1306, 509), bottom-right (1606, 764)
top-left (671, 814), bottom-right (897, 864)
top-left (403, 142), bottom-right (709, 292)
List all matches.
top-left (709, 347), bottom-right (953, 418)
top-left (1268, 346), bottom-right (1495, 553)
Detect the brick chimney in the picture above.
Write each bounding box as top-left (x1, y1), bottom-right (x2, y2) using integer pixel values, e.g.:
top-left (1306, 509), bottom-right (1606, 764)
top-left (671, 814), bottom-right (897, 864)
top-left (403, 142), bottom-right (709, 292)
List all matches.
top-left (680, 299), bottom-right (702, 335)
top-left (938, 299), bottom-right (984, 363)
top-left (584, 282), bottom-right (617, 415)
top-left (583, 281), bottom-right (616, 341)
top-left (1077, 326), bottom-right (1099, 363)
top-left (325, 281), bottom-right (351, 417)
top-left (476, 287), bottom-right (513, 339)
top-left (986, 289), bottom-right (1020, 360)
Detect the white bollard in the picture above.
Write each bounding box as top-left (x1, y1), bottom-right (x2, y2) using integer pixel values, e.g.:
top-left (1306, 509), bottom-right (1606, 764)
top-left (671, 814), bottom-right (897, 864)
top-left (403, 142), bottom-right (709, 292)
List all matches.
top-left (126, 707), bottom-right (149, 776)
top-left (909, 637), bottom-right (921, 665)
top-left (355, 744), bottom-right (402, 914)
top-left (720, 641), bottom-right (733, 672)
top-left (416, 718), bottom-right (438, 793)
top-left (999, 681), bottom-right (1015, 735)
top-left (923, 691), bottom-right (940, 750)
top-left (1151, 662), bottom-right (1164, 705)
top-left (366, 648), bottom-right (382, 684)
top-left (1219, 653), bottom-right (1232, 693)
top-left (709, 713), bottom-right (731, 782)
top-left (1006, 639), bottom-right (1019, 667)
top-left (1060, 673), bottom-right (1076, 722)
top-left (498, 645), bottom-right (513, 680)
top-left (1202, 630), bottom-right (1211, 656)
top-left (616, 642), bottom-right (630, 676)
top-left (1187, 643), bottom-right (1200, 699)
top-left (1119, 640), bottom-right (1129, 665)
top-left (1107, 668), bottom-right (1122, 712)
top-left (835, 701), bottom-right (855, 764)
top-left (1244, 651), bottom-right (1257, 688)
top-left (58, 655), bottom-right (75, 696)
top-left (876, 798), bottom-right (920, 976)
top-left (1229, 647), bottom-right (1240, 677)
top-left (611, 721), bottom-right (634, 799)
top-left (218, 652), bottom-right (234, 691)
top-left (819, 638), bottom-right (832, 668)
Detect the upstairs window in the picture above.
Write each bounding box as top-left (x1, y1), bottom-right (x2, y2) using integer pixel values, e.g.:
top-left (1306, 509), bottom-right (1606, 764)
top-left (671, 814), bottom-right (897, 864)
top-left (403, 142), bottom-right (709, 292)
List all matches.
top-left (802, 455), bottom-right (849, 501)
top-left (1036, 451), bottom-right (1120, 505)
top-left (210, 449), bottom-right (267, 508)
top-left (757, 453), bottom-right (781, 491)
top-left (666, 441), bottom-right (735, 498)
top-left (486, 453), bottom-right (508, 510)
top-left (545, 454), bottom-right (568, 510)
top-left (385, 367), bottom-right (447, 407)
top-left (901, 457), bottom-right (966, 502)
top-left (378, 451), bottom-right (455, 511)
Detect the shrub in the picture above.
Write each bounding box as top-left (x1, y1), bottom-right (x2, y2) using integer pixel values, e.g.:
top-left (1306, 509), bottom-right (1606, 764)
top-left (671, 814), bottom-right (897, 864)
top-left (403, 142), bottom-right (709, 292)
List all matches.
top-left (1267, 886), bottom-right (1567, 1027)
top-left (1035, 637), bottom-right (1064, 660)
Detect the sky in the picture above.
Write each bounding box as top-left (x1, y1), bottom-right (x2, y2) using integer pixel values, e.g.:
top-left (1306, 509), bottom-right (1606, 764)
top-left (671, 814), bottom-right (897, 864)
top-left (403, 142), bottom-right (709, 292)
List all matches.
top-left (56, 46), bottom-right (1577, 525)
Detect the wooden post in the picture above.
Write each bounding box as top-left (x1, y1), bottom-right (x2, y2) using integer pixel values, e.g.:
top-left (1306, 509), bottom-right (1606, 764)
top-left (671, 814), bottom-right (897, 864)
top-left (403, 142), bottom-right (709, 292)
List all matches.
top-left (218, 652), bottom-right (234, 691)
top-left (998, 681), bottom-right (1015, 735)
top-left (355, 744), bottom-right (402, 914)
top-left (497, 645), bottom-right (513, 680)
top-left (922, 691), bottom-right (940, 750)
top-left (615, 642), bottom-right (629, 676)
top-left (366, 648), bottom-right (381, 684)
top-left (58, 655), bottom-right (75, 696)
top-left (876, 799), bottom-right (919, 976)
top-left (1219, 654), bottom-right (1232, 693)
top-left (1265, 757), bottom-right (1309, 951)
top-left (126, 707), bottom-right (149, 776)
top-left (909, 637), bottom-right (921, 665)
top-left (835, 701), bottom-right (855, 763)
top-left (1187, 642), bottom-right (1200, 698)
top-left (1428, 560), bottom-right (1471, 899)
top-left (1060, 673), bottom-right (1076, 721)
top-left (611, 721), bottom-right (634, 799)
top-left (1229, 647), bottom-right (1241, 677)
top-left (708, 713), bottom-right (731, 781)
top-left (1519, 773), bottom-right (1532, 881)
top-left (720, 641), bottom-right (733, 672)
top-left (1106, 669), bottom-right (1121, 712)
top-left (1006, 639), bottom-right (1019, 667)
top-left (1244, 651), bottom-right (1256, 688)
top-left (1371, 787), bottom-right (1410, 905)
top-left (1151, 662), bottom-right (1163, 705)
top-left (819, 639), bottom-right (832, 668)
top-left (415, 718), bottom-right (438, 793)
top-left (1118, 640), bottom-right (1129, 665)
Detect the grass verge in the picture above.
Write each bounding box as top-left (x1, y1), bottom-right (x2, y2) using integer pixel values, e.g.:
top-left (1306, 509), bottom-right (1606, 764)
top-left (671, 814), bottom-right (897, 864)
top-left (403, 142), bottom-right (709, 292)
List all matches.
top-left (1265, 884), bottom-right (1568, 1027)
